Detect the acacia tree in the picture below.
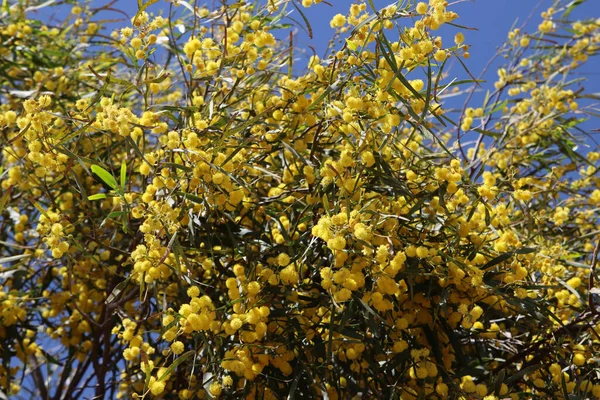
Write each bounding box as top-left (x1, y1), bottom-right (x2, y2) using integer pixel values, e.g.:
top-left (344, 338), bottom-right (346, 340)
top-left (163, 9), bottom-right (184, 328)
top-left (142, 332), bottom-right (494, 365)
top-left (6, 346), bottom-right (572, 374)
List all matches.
top-left (1, 0), bottom-right (599, 399)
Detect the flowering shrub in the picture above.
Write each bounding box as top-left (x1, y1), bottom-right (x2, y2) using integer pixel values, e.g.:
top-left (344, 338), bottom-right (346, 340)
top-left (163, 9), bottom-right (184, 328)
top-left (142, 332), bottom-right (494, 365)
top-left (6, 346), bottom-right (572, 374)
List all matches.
top-left (1, 0), bottom-right (599, 398)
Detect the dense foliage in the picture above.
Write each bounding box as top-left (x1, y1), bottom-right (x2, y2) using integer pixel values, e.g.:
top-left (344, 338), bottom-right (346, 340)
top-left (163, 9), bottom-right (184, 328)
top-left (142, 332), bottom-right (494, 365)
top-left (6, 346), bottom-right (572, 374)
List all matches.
top-left (1, 0), bottom-right (599, 398)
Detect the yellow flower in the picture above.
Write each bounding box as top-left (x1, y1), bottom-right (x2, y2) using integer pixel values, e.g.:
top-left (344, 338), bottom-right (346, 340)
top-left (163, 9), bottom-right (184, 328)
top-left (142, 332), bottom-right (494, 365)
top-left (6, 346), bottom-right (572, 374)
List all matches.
top-left (150, 380), bottom-right (165, 396)
top-left (171, 341), bottom-right (184, 355)
top-left (455, 32), bottom-right (465, 45)
top-left (416, 2), bottom-right (428, 15)
top-left (209, 382), bottom-right (222, 396)
top-left (330, 14), bottom-right (346, 28)
top-left (434, 49), bottom-right (447, 62)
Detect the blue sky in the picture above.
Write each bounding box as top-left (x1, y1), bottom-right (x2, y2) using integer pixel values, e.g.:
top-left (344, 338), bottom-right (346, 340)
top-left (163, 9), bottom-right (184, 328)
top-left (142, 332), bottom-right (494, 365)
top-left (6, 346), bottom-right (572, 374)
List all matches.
top-left (97, 1), bottom-right (599, 72)
top-left (22, 0), bottom-right (600, 152)
top-left (82, 0), bottom-right (599, 78)
top-left (33, 0), bottom-right (599, 111)
top-left (79, 0), bottom-right (598, 126)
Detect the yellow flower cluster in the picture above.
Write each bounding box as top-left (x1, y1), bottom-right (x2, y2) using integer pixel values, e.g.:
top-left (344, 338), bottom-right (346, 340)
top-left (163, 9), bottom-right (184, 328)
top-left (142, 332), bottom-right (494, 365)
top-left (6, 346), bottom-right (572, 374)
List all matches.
top-left (1, 0), bottom-right (600, 399)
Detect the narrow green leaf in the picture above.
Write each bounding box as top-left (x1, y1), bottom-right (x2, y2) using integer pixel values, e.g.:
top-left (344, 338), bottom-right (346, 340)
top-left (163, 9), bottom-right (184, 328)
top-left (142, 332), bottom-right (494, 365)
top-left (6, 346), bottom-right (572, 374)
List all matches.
top-left (120, 161), bottom-right (127, 191)
top-left (91, 165), bottom-right (118, 190)
top-left (322, 193), bottom-right (330, 215)
top-left (506, 363), bottom-right (542, 385)
top-left (346, 39), bottom-right (358, 51)
top-left (514, 247), bottom-right (537, 255)
top-left (0, 254), bottom-right (31, 265)
top-left (86, 66), bottom-right (112, 112)
top-left (563, 260), bottom-right (591, 269)
top-left (0, 185), bottom-right (12, 214)
top-left (472, 128), bottom-right (500, 138)
top-left (51, 145), bottom-right (92, 176)
top-left (88, 193), bottom-right (109, 201)
top-left (487, 99), bottom-right (508, 115)
top-left (288, 364), bottom-right (303, 400)
top-left (455, 54), bottom-right (481, 87)
top-left (105, 276), bottom-right (132, 304)
top-left (356, 296), bottom-right (384, 322)
top-left (555, 276), bottom-right (582, 303)
top-left (291, 0), bottom-right (313, 39)
top-left (481, 252), bottom-right (514, 270)
top-left (563, 0), bottom-right (583, 18)
top-left (493, 369), bottom-right (506, 396)
top-left (107, 211), bottom-right (128, 219)
top-left (143, 72), bottom-right (171, 85)
top-left (158, 351), bottom-right (195, 382)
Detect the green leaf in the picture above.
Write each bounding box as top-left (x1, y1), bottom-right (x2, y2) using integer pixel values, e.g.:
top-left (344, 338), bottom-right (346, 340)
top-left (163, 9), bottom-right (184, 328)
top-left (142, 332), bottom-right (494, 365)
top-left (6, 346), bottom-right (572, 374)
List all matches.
top-left (51, 146), bottom-right (92, 176)
top-left (487, 99), bottom-right (508, 115)
top-left (493, 369), bottom-right (506, 396)
top-left (291, 0), bottom-right (313, 39)
top-left (88, 193), bottom-right (109, 201)
top-left (120, 161), bottom-right (127, 191)
top-left (563, 0), bottom-right (583, 18)
top-left (481, 252), bottom-right (514, 270)
top-left (346, 39), bottom-right (358, 52)
top-left (481, 247), bottom-right (536, 270)
top-left (322, 193), bottom-right (331, 215)
top-left (143, 71), bottom-right (171, 85)
top-left (91, 165), bottom-right (118, 190)
top-left (105, 276), bottom-right (132, 304)
top-left (107, 211), bottom-right (128, 219)
top-left (508, 364), bottom-right (544, 385)
top-left (472, 128), bottom-right (500, 138)
top-left (39, 347), bottom-right (63, 366)
top-left (133, 0), bottom-right (160, 26)
top-left (158, 351), bottom-right (195, 382)
top-left (288, 364), bottom-right (303, 400)
top-left (562, 260), bottom-right (591, 269)
top-left (86, 66), bottom-right (113, 112)
top-left (514, 247), bottom-right (537, 255)
top-left (555, 276), bottom-right (582, 303)
top-left (0, 254), bottom-right (31, 265)
top-left (0, 185), bottom-right (12, 214)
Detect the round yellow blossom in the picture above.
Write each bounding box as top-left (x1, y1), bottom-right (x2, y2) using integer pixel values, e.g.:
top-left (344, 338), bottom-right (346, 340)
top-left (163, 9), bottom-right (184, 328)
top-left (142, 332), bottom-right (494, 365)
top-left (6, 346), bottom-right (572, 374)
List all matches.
top-left (187, 286), bottom-right (200, 298)
top-left (416, 2), bottom-right (428, 15)
top-left (416, 246), bottom-right (429, 258)
top-left (327, 235), bottom-right (346, 251)
top-left (573, 353), bottom-right (586, 366)
top-left (150, 380), bottom-right (165, 396)
top-left (171, 341), bottom-right (185, 355)
top-left (436, 382), bottom-right (448, 396)
top-left (330, 14), bottom-right (346, 28)
top-left (130, 37), bottom-right (142, 49)
top-left (455, 32), bottom-right (465, 45)
top-left (277, 253), bottom-right (291, 266)
top-left (247, 281), bottom-right (261, 296)
top-left (434, 50), bottom-right (447, 62)
top-left (209, 382), bottom-right (222, 396)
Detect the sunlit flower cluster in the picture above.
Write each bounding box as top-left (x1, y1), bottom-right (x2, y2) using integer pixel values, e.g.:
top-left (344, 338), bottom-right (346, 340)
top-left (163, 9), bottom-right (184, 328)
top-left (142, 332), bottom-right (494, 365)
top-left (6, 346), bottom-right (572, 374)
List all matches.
top-left (0, 1), bottom-right (599, 399)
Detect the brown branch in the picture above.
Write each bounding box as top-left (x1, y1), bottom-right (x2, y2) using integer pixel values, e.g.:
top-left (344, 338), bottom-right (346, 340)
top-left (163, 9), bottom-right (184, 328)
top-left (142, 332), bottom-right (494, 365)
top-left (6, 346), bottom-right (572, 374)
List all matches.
top-left (60, 356), bottom-right (93, 400)
top-left (29, 356), bottom-right (49, 400)
top-left (588, 241), bottom-right (600, 315)
top-left (494, 309), bottom-right (600, 376)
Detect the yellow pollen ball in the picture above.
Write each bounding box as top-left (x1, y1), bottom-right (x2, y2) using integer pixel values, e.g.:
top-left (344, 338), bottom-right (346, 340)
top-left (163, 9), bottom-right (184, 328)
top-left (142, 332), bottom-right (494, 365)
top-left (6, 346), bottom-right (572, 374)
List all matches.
top-left (416, 2), bottom-right (428, 15)
top-left (434, 50), bottom-right (447, 62)
top-left (573, 353), bottom-right (586, 366)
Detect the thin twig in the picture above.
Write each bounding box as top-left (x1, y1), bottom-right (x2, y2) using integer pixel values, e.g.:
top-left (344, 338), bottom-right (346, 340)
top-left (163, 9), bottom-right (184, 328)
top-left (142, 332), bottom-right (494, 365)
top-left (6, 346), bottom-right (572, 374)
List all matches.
top-left (588, 241), bottom-right (600, 315)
